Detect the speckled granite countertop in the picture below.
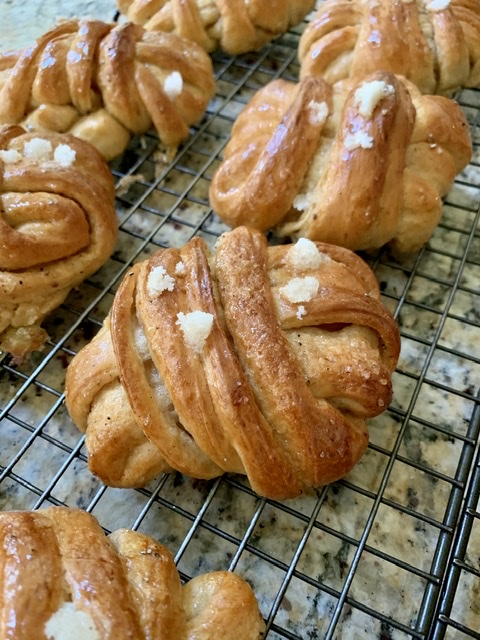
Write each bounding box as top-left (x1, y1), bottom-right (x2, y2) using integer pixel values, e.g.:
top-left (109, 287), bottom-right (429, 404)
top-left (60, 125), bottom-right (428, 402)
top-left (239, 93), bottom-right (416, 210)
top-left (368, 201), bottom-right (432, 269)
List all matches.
top-left (0, 0), bottom-right (116, 50)
top-left (0, 1), bottom-right (479, 638)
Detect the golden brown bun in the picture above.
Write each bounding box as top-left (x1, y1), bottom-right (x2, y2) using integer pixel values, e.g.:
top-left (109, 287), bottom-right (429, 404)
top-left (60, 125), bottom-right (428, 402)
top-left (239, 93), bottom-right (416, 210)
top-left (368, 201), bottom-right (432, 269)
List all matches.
top-left (117, 0), bottom-right (316, 54)
top-left (0, 507), bottom-right (265, 640)
top-left (209, 72), bottom-right (472, 253)
top-left (0, 19), bottom-right (216, 161)
top-left (298, 0), bottom-right (480, 95)
top-left (0, 125), bottom-right (117, 359)
top-left (65, 226), bottom-right (400, 499)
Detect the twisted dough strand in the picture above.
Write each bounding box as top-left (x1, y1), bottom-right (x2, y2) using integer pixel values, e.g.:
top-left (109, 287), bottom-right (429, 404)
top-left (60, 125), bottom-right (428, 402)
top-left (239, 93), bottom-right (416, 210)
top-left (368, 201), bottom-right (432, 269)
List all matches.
top-left (298, 0), bottom-right (480, 95)
top-left (65, 227), bottom-right (400, 499)
top-left (0, 19), bottom-right (216, 160)
top-left (0, 507), bottom-right (266, 640)
top-left (0, 125), bottom-right (117, 358)
top-left (117, 0), bottom-right (316, 54)
top-left (210, 76), bottom-right (333, 231)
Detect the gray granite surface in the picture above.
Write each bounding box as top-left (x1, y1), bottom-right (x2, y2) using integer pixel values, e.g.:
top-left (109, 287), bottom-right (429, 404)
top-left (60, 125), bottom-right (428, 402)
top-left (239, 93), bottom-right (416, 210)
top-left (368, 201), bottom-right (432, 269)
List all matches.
top-left (0, 0), bottom-right (117, 50)
top-left (0, 1), bottom-right (479, 638)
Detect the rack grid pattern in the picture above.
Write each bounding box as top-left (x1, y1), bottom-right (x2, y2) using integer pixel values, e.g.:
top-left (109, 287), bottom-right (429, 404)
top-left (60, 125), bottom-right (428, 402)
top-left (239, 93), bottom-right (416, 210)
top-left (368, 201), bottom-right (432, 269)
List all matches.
top-left (1, 11), bottom-right (479, 640)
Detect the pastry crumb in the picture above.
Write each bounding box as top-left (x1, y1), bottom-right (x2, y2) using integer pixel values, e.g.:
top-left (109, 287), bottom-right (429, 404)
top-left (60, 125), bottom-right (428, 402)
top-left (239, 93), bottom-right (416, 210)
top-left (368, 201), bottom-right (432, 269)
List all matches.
top-left (116, 173), bottom-right (145, 196)
top-left (45, 602), bottom-right (99, 640)
top-left (280, 276), bottom-right (319, 303)
top-left (54, 143), bottom-right (76, 166)
top-left (163, 71), bottom-right (183, 100)
top-left (426, 0), bottom-right (450, 11)
top-left (0, 149), bottom-right (22, 163)
top-left (147, 265), bottom-right (175, 296)
top-left (307, 100), bottom-right (329, 126)
top-left (354, 80), bottom-right (395, 119)
top-left (288, 238), bottom-right (331, 270)
top-left (296, 305), bottom-right (307, 320)
top-left (23, 138), bottom-right (53, 161)
top-left (175, 261), bottom-right (186, 275)
top-left (176, 310), bottom-right (214, 353)
top-left (292, 192), bottom-right (311, 212)
top-left (344, 130), bottom-right (374, 151)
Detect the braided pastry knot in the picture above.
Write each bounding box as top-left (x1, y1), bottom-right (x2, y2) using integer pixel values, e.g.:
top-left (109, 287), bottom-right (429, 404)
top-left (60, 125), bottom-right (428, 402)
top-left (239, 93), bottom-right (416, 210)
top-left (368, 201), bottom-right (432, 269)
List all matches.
top-left (0, 19), bottom-right (216, 161)
top-left (117, 0), bottom-right (316, 54)
top-left (0, 125), bottom-right (117, 359)
top-left (298, 0), bottom-right (480, 95)
top-left (65, 226), bottom-right (400, 499)
top-left (0, 507), bottom-right (266, 640)
top-left (209, 72), bottom-right (472, 253)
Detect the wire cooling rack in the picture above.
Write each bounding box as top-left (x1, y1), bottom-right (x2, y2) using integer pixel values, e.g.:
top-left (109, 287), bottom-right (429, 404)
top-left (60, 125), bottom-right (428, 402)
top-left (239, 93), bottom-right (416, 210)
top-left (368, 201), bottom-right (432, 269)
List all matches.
top-left (1, 10), bottom-right (479, 640)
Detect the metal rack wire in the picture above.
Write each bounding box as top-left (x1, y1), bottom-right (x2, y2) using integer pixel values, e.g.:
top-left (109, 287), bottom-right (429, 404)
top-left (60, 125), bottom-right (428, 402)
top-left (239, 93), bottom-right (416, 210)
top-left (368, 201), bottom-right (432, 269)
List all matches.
top-left (0, 11), bottom-right (479, 640)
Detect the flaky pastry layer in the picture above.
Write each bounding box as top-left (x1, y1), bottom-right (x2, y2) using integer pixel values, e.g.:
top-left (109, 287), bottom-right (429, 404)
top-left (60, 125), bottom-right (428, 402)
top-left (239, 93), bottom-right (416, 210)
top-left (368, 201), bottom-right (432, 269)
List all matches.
top-left (298, 0), bottom-right (480, 95)
top-left (209, 71), bottom-right (472, 253)
top-left (0, 507), bottom-right (265, 640)
top-left (0, 19), bottom-right (216, 161)
top-left (0, 124), bottom-right (117, 359)
top-left (65, 226), bottom-right (401, 499)
top-left (117, 0), bottom-right (316, 54)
